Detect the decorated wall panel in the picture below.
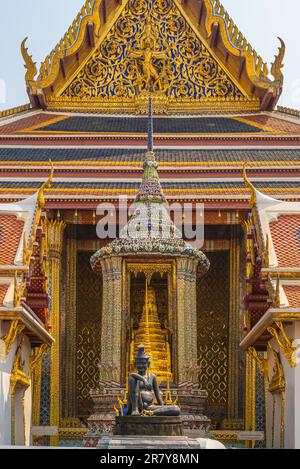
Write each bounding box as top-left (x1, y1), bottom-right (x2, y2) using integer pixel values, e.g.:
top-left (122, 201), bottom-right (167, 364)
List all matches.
top-left (61, 0), bottom-right (244, 104)
top-left (196, 251), bottom-right (230, 425)
top-left (255, 352), bottom-right (266, 449)
top-left (76, 251), bottom-right (102, 419)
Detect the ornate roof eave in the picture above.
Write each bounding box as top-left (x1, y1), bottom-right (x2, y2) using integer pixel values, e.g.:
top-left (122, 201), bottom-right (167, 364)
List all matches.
top-left (22, 0), bottom-right (103, 105)
top-left (240, 308), bottom-right (300, 351)
top-left (22, 0), bottom-right (284, 112)
top-left (0, 166), bottom-right (53, 311)
top-left (201, 1), bottom-right (285, 94)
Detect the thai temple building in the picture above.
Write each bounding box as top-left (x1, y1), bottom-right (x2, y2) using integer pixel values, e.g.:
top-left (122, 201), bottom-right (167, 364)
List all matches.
top-left (1, 0), bottom-right (300, 449)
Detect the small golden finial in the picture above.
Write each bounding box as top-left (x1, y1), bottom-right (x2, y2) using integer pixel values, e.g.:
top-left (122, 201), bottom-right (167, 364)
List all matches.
top-left (38, 160), bottom-right (54, 208)
top-left (243, 161), bottom-right (256, 207)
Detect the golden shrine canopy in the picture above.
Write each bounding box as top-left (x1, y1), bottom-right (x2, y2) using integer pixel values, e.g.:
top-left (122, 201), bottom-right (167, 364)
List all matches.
top-left (22, 0), bottom-right (285, 114)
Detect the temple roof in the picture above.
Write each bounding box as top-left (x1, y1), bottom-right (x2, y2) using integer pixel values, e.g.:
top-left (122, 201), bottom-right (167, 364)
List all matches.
top-left (21, 0), bottom-right (285, 113)
top-left (0, 173), bottom-right (53, 345)
top-left (240, 167), bottom-right (300, 350)
top-left (2, 110), bottom-right (300, 139)
top-left (1, 108), bottom-right (300, 207)
top-left (1, 147), bottom-right (300, 164)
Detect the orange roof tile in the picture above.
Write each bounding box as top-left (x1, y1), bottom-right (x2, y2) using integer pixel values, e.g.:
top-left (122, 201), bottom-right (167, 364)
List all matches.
top-left (0, 214), bottom-right (24, 265)
top-left (269, 215), bottom-right (300, 268)
top-left (283, 285), bottom-right (300, 308)
top-left (245, 115), bottom-right (300, 134)
top-left (0, 283), bottom-right (9, 306)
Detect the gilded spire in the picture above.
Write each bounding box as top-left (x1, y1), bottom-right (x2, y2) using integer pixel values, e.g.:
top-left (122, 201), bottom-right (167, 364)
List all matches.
top-left (135, 97), bottom-right (165, 204)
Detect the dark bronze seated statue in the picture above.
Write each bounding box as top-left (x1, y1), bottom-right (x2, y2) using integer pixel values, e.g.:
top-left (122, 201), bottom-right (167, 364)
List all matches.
top-left (127, 344), bottom-right (180, 417)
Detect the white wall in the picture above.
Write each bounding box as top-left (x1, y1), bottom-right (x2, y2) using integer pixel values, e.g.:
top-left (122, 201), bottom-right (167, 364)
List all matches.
top-left (0, 322), bottom-right (17, 445)
top-left (293, 323), bottom-right (300, 449)
top-left (266, 323), bottom-right (300, 449)
top-left (0, 322), bottom-right (32, 446)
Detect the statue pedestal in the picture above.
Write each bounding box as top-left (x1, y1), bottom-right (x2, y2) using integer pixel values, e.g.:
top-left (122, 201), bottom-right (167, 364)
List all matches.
top-left (115, 416), bottom-right (183, 437)
top-left (83, 382), bottom-right (124, 447)
top-left (98, 435), bottom-right (200, 449)
top-left (177, 383), bottom-right (211, 436)
top-left (97, 435), bottom-right (226, 449)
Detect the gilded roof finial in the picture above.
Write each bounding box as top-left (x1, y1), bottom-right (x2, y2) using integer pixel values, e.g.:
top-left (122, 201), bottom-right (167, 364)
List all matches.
top-left (38, 160), bottom-right (54, 208)
top-left (242, 161), bottom-right (256, 207)
top-left (21, 38), bottom-right (37, 83)
top-left (270, 37), bottom-right (285, 85)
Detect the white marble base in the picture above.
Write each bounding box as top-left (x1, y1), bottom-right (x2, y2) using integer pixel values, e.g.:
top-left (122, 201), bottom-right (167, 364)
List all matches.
top-left (97, 435), bottom-right (225, 449)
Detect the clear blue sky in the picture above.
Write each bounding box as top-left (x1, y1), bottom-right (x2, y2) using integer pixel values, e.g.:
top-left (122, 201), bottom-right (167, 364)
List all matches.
top-left (0, 0), bottom-right (299, 111)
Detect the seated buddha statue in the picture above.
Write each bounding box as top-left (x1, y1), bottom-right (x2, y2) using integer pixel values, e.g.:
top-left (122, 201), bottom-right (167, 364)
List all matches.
top-left (127, 344), bottom-right (180, 416)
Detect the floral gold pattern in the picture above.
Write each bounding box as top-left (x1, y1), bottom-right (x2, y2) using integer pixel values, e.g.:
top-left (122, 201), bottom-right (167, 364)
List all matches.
top-left (62, 0), bottom-right (244, 105)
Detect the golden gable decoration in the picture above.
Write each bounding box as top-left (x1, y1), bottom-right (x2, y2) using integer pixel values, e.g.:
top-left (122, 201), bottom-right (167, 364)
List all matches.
top-left (22, 0), bottom-right (285, 114)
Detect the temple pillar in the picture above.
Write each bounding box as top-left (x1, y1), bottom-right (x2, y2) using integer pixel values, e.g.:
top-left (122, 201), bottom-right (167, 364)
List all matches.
top-left (31, 344), bottom-right (48, 428)
top-left (47, 220), bottom-right (66, 446)
top-left (228, 227), bottom-right (241, 421)
top-left (176, 257), bottom-right (198, 384)
top-left (100, 256), bottom-right (122, 382)
top-left (245, 349), bottom-right (256, 448)
top-left (64, 227), bottom-right (77, 422)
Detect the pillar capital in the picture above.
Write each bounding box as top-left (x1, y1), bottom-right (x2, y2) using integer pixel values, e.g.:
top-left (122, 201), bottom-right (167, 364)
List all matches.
top-left (101, 256), bottom-right (122, 278)
top-left (176, 256), bottom-right (198, 281)
top-left (47, 220), bottom-right (66, 260)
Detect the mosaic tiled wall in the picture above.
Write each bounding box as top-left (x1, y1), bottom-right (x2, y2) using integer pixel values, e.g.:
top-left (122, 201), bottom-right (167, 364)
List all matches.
top-left (76, 251), bottom-right (102, 419)
top-left (196, 251), bottom-right (230, 425)
top-left (255, 352), bottom-right (266, 449)
top-left (39, 263), bottom-right (53, 427)
top-left (39, 351), bottom-right (51, 426)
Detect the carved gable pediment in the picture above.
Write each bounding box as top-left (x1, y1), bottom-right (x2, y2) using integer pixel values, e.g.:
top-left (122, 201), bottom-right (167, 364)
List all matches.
top-left (55, 0), bottom-right (248, 112)
top-left (23, 0), bottom-right (284, 113)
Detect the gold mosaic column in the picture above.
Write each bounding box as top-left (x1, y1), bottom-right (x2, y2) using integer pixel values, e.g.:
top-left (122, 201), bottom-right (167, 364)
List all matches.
top-left (100, 256), bottom-right (122, 382)
top-left (48, 220), bottom-right (66, 446)
top-left (64, 228), bottom-right (77, 421)
top-left (30, 345), bottom-right (49, 427)
top-left (245, 349), bottom-right (256, 449)
top-left (228, 228), bottom-right (241, 420)
top-left (31, 360), bottom-right (42, 426)
top-left (176, 257), bottom-right (198, 384)
top-left (185, 258), bottom-right (198, 369)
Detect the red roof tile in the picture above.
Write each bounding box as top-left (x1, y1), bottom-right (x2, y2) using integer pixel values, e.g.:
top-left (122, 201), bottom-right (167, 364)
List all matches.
top-left (245, 115), bottom-right (300, 134)
top-left (269, 215), bottom-right (300, 268)
top-left (0, 283), bottom-right (9, 306)
top-left (283, 285), bottom-right (300, 308)
top-left (0, 214), bottom-right (24, 265)
top-left (0, 113), bottom-right (62, 135)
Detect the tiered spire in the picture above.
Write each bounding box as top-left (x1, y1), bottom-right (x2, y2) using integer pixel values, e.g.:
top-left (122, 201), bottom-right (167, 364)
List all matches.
top-left (90, 95), bottom-right (210, 273)
top-left (135, 95), bottom-right (165, 204)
